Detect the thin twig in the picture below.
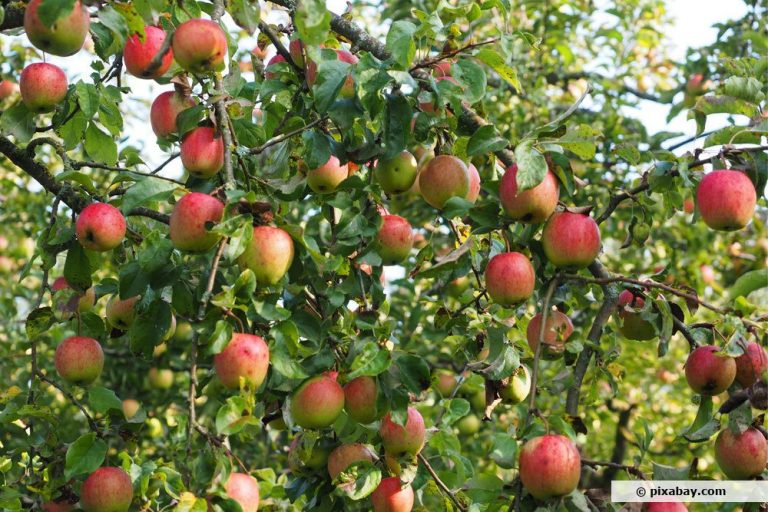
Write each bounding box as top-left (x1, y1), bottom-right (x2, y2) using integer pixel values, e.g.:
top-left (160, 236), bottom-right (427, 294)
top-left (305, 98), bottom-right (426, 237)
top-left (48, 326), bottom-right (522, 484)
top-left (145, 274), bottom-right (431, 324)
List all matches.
top-left (417, 453), bottom-right (467, 511)
top-left (37, 371), bottom-right (100, 435)
top-left (409, 39), bottom-right (498, 72)
top-left (249, 117), bottom-right (325, 155)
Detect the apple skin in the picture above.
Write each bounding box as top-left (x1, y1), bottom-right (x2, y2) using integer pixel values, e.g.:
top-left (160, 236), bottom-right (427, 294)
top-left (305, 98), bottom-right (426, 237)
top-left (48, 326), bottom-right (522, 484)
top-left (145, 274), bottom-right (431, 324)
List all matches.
top-left (327, 443), bottom-right (376, 480)
top-left (42, 502), bottom-right (74, 512)
top-left (380, 407), bottom-right (426, 456)
top-left (224, 473), bottom-right (260, 512)
top-left (466, 163), bottom-right (481, 203)
top-left (289, 39), bottom-right (305, 67)
top-left (541, 211), bottom-right (601, 269)
top-left (484, 252), bottom-right (535, 306)
top-left (52, 276), bottom-right (96, 313)
top-left (696, 170), bottom-right (757, 231)
top-left (616, 290), bottom-right (657, 341)
top-left (307, 156), bottom-right (348, 194)
top-left (344, 376), bottom-right (382, 424)
top-left (122, 399), bottom-right (140, 419)
top-left (644, 503), bottom-right (688, 512)
top-left (433, 369), bottom-right (457, 397)
top-left (371, 477), bottom-right (414, 512)
top-left (180, 126), bottom-right (224, 178)
top-left (683, 198), bottom-right (695, 214)
top-left (214, 333), bottom-right (270, 390)
top-left (290, 372), bottom-right (345, 429)
top-left (684, 345), bottom-right (736, 396)
top-left (123, 26), bottom-right (173, 79)
top-left (264, 54), bottom-right (285, 79)
top-left (237, 226), bottom-right (295, 286)
top-left (519, 434), bottom-right (581, 500)
top-left (735, 342), bottom-right (768, 387)
top-left (336, 49), bottom-right (359, 98)
top-left (686, 73), bottom-right (706, 95)
top-left (457, 414), bottom-right (481, 435)
top-left (714, 427), bottom-right (768, 479)
top-left (169, 192), bottom-right (224, 252)
top-left (419, 155), bottom-right (470, 209)
top-left (80, 467), bottom-right (133, 512)
top-left (54, 336), bottom-right (104, 386)
top-left (446, 276), bottom-right (470, 298)
top-left (19, 63), bottom-right (68, 113)
top-left (24, 0), bottom-right (90, 56)
top-left (499, 165), bottom-right (559, 223)
top-left (374, 215), bottom-right (414, 265)
top-left (75, 203), bottom-right (126, 252)
top-left (150, 90), bottom-right (196, 138)
top-left (171, 19), bottom-right (227, 73)
top-left (106, 295), bottom-right (139, 330)
top-left (500, 365), bottom-right (531, 404)
top-left (526, 311), bottom-right (574, 358)
top-left (148, 368), bottom-right (173, 389)
top-left (375, 151), bottom-right (419, 195)
top-left (0, 80), bottom-right (19, 100)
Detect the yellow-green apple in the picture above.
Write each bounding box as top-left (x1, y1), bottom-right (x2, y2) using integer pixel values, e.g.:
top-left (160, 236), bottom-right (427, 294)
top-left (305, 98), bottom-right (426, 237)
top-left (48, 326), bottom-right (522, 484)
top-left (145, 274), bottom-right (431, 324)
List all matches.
top-left (150, 90), bottom-right (196, 138)
top-left (380, 407), bottom-right (426, 456)
top-left (19, 63), bottom-right (68, 113)
top-left (373, 215), bottom-right (414, 265)
top-left (105, 295), bottom-right (139, 330)
top-left (526, 311), bottom-right (574, 358)
top-left (418, 155), bottom-right (470, 209)
top-left (307, 156), bottom-right (348, 194)
top-left (290, 372), bottom-right (345, 429)
top-left (123, 26), bottom-right (173, 79)
top-left (169, 192), bottom-right (224, 252)
top-left (24, 0), bottom-right (90, 56)
top-left (615, 290), bottom-right (657, 341)
top-left (180, 126), bottom-right (224, 178)
top-left (80, 467), bottom-right (133, 512)
top-left (499, 164), bottom-right (559, 223)
top-left (343, 376), bottom-right (382, 423)
top-left (456, 414), bottom-right (481, 435)
top-left (735, 342), bottom-right (768, 387)
top-left (224, 473), bottom-right (260, 512)
top-left (174, 320), bottom-right (194, 342)
top-left (55, 336), bottom-right (104, 386)
top-left (519, 434), bottom-right (581, 499)
top-left (500, 365), bottom-right (530, 404)
top-left (237, 226), bottom-right (295, 286)
top-left (52, 276), bottom-right (96, 314)
top-left (122, 399), bottom-right (140, 419)
top-left (214, 333), bottom-right (270, 390)
top-left (148, 368), bottom-right (173, 389)
top-left (288, 434), bottom-right (333, 472)
top-left (541, 211), bottom-right (601, 268)
top-left (375, 151), bottom-right (418, 195)
top-left (327, 443), bottom-right (376, 481)
top-left (696, 170), bottom-right (757, 231)
top-left (685, 345), bottom-right (736, 396)
top-left (433, 369), bottom-right (457, 397)
top-left (484, 252), bottom-right (535, 305)
top-left (171, 19), bottom-right (227, 73)
top-left (715, 427), bottom-right (768, 479)
top-left (371, 477), bottom-right (414, 512)
top-left (446, 276), bottom-right (470, 298)
top-left (75, 203), bottom-right (126, 252)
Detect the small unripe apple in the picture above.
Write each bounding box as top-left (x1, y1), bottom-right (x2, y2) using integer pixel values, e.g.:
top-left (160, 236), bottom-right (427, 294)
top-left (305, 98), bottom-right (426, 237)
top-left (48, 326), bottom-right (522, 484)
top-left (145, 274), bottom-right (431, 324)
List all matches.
top-left (52, 276), bottom-right (96, 314)
top-left (615, 290), bottom-right (657, 341)
top-left (419, 155), bottom-right (470, 209)
top-left (24, 0), bottom-right (90, 56)
top-left (433, 369), bottom-right (457, 397)
top-left (375, 151), bottom-right (418, 195)
top-left (541, 211), bottom-right (601, 269)
top-left (644, 503), bottom-right (688, 512)
top-left (344, 376), bottom-right (382, 424)
top-left (696, 170), bottom-right (757, 231)
top-left (290, 372), bottom-right (345, 429)
top-left (327, 443), bottom-right (376, 480)
top-left (224, 472), bottom-right (260, 512)
top-left (499, 165), bottom-right (559, 223)
top-left (373, 215), bottom-right (414, 265)
top-left (123, 26), bottom-right (173, 79)
top-left (714, 427), bottom-right (768, 479)
top-left (148, 368), bottom-right (174, 389)
top-left (0, 80), bottom-right (19, 100)
top-left (171, 19), bottom-right (227, 73)
top-left (526, 311), bottom-right (574, 358)
top-left (684, 345), bottom-right (736, 396)
top-left (169, 192), bottom-right (224, 252)
top-left (122, 399), bottom-right (140, 419)
top-left (19, 63), bottom-right (68, 113)
top-left (80, 467), bottom-right (133, 512)
top-left (180, 126), bottom-right (224, 178)
top-left (683, 198), bottom-right (695, 214)
top-left (446, 276), bottom-right (470, 298)
top-left (433, 60), bottom-right (452, 77)
top-left (735, 342), bottom-right (768, 388)
top-left (500, 365), bottom-right (530, 404)
top-left (174, 320), bottom-right (194, 342)
top-left (685, 73), bottom-right (707, 95)
top-left (75, 203), bottom-right (126, 252)
top-left (106, 295), bottom-right (139, 330)
top-left (485, 252), bottom-right (535, 305)
top-left (150, 90), bottom-right (196, 138)
top-left (456, 414), bottom-right (481, 435)
top-left (214, 333), bottom-right (270, 390)
top-left (237, 226), bottom-right (295, 286)
top-left (55, 336), bottom-right (104, 386)
top-left (380, 407), bottom-right (426, 456)
top-left (466, 163), bottom-right (481, 203)
top-left (306, 156), bottom-right (348, 194)
top-left (519, 434), bottom-right (581, 500)
top-left (371, 477), bottom-right (414, 512)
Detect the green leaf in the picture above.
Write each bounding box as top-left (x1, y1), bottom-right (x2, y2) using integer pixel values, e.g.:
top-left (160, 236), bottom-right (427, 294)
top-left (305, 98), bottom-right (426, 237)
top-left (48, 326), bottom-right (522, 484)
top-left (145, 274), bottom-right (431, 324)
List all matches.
top-left (216, 396), bottom-right (260, 435)
top-left (386, 21), bottom-right (417, 69)
top-left (120, 177), bottom-right (177, 214)
top-left (229, 0), bottom-right (260, 34)
top-left (728, 269), bottom-right (768, 299)
top-left (301, 130), bottom-right (332, 170)
top-left (557, 124), bottom-right (599, 159)
top-left (128, 300), bottom-right (173, 356)
top-left (313, 60), bottom-right (350, 112)
top-left (271, 345), bottom-right (309, 379)
top-left (295, 0), bottom-right (330, 46)
top-left (652, 462), bottom-right (691, 480)
top-left (441, 398), bottom-right (470, 425)
top-left (337, 461), bottom-right (382, 500)
top-left (475, 48), bottom-right (521, 92)
top-left (64, 433), bottom-right (107, 479)
top-left (175, 104), bottom-right (207, 138)
top-left (26, 308), bottom-right (55, 340)
top-left (723, 77), bottom-right (766, 104)
top-left (38, 0), bottom-right (76, 28)
top-left (467, 125), bottom-right (507, 157)
top-left (75, 82), bottom-right (100, 118)
top-left (84, 123), bottom-right (118, 165)
top-left (681, 396), bottom-right (718, 443)
top-left (88, 386), bottom-right (123, 414)
top-left (490, 434), bottom-right (517, 469)
top-left (0, 103), bottom-right (36, 143)
top-left (382, 94), bottom-right (411, 158)
top-left (514, 139), bottom-right (548, 192)
top-left (453, 58), bottom-right (486, 103)
top-left (394, 354), bottom-right (431, 393)
top-left (347, 342), bottom-right (392, 379)
top-left (60, 110), bottom-right (89, 150)
top-left (64, 242), bottom-right (92, 290)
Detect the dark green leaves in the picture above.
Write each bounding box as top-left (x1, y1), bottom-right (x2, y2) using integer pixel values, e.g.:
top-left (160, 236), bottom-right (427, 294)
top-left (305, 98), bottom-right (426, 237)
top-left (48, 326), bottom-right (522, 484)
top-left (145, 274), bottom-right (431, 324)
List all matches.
top-left (0, 103), bottom-right (36, 143)
top-left (84, 123), bottom-right (118, 165)
top-left (295, 0), bottom-right (330, 46)
top-left (514, 140), bottom-right (547, 192)
top-left (38, 0), bottom-right (76, 28)
top-left (88, 386), bottom-right (123, 414)
top-left (467, 125), bottom-right (507, 157)
top-left (313, 60), bottom-right (350, 112)
top-left (64, 242), bottom-right (92, 290)
top-left (453, 59), bottom-right (486, 104)
top-left (64, 433), bottom-right (107, 479)
top-left (386, 21), bottom-right (417, 69)
top-left (128, 300), bottom-right (173, 355)
top-left (382, 94), bottom-right (411, 158)
top-left (121, 177), bottom-right (177, 213)
top-left (394, 354), bottom-right (431, 393)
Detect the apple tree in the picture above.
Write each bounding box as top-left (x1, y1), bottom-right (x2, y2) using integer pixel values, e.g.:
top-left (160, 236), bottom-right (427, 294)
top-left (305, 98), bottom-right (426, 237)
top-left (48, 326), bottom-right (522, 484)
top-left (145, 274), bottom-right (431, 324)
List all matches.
top-left (0, 0), bottom-right (766, 510)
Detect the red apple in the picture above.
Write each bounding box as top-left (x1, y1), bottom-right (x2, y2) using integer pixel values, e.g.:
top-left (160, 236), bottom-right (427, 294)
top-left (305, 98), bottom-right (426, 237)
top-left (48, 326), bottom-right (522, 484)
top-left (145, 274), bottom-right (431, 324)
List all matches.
top-left (306, 155), bottom-right (348, 194)
top-left (80, 467), bottom-right (133, 512)
top-left (526, 311), bottom-right (574, 358)
top-left (171, 19), bottom-right (227, 73)
top-left (336, 49), bottom-right (358, 98)
top-left (180, 126), bottom-right (224, 178)
top-left (344, 376), bottom-right (382, 424)
top-left (122, 399), bottom-right (140, 419)
top-left (237, 226), bottom-right (295, 286)
top-left (615, 290), bottom-right (657, 341)
top-left (519, 434), bottom-right (581, 499)
top-left (683, 198), bottom-right (695, 214)
top-left (0, 80), bottom-right (19, 100)
top-left (735, 342), bottom-right (768, 387)
top-left (327, 443), bottom-right (376, 480)
top-left (150, 90), bottom-right (196, 138)
top-left (265, 53), bottom-right (285, 79)
top-left (371, 477), bottom-right (414, 512)
top-left (224, 472), bottom-right (260, 512)
top-left (214, 333), bottom-right (270, 390)
top-left (19, 63), bottom-right (68, 113)
top-left (55, 336), bottom-right (103, 386)
top-left (418, 155), bottom-right (470, 209)
top-left (466, 163), bottom-right (481, 203)
top-left (541, 211), bottom-right (601, 268)
top-left (290, 372), bottom-right (345, 429)
top-left (75, 203), bottom-right (126, 252)
top-left (374, 215), bottom-right (414, 265)
top-left (380, 407), bottom-right (426, 456)
top-left (433, 61), bottom-right (452, 77)
top-left (123, 26), bottom-right (173, 79)
top-left (169, 192), bottom-right (224, 252)
top-left (685, 345), bottom-right (736, 395)
top-left (485, 252), bottom-right (535, 306)
top-left (24, 0), bottom-right (90, 56)
top-left (696, 170), bottom-right (757, 231)
top-left (105, 295), bottom-right (139, 330)
top-left (714, 427), bottom-right (768, 479)
top-left (499, 165), bottom-right (559, 223)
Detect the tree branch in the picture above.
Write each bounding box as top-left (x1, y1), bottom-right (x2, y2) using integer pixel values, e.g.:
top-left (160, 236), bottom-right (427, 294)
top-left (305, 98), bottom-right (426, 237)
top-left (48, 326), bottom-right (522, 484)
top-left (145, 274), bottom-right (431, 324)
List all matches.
top-left (417, 453), bottom-right (467, 511)
top-left (37, 371), bottom-right (101, 435)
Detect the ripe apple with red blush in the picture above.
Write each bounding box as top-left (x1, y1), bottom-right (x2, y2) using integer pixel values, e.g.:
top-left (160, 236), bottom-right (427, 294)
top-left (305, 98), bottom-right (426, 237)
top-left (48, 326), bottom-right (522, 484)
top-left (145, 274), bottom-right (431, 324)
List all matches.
top-left (80, 467), bottom-right (133, 512)
top-left (696, 170), bottom-right (757, 231)
top-left (24, 0), bottom-right (90, 56)
top-left (181, 126), bottom-right (224, 178)
top-left (373, 215), bottom-right (414, 265)
top-left (541, 211), bottom-right (601, 268)
top-left (371, 477), bottom-right (414, 512)
top-left (307, 156), bottom-right (348, 194)
top-left (419, 155), bottom-right (471, 209)
top-left (169, 192), bottom-right (224, 252)
top-left (526, 311), bottom-right (574, 358)
top-left (344, 375), bottom-right (383, 423)
top-left (715, 426), bottom-right (768, 479)
top-left (327, 443), bottom-right (376, 481)
top-left (735, 342), bottom-right (768, 387)
top-left (214, 333), bottom-right (270, 390)
top-left (500, 164), bottom-right (559, 223)
top-left (685, 345), bottom-right (736, 396)
top-left (150, 90), bottom-right (196, 138)
top-left (224, 473), bottom-right (260, 512)
top-left (519, 434), bottom-right (581, 499)
top-left (75, 203), bottom-right (126, 252)
top-left (485, 252), bottom-right (535, 306)
top-left (171, 19), bottom-right (227, 73)
top-left (237, 226), bottom-right (295, 286)
top-left (380, 407), bottom-right (426, 456)
top-left (123, 26), bottom-right (174, 79)
top-left (19, 63), bottom-right (68, 113)
top-left (290, 371), bottom-right (345, 428)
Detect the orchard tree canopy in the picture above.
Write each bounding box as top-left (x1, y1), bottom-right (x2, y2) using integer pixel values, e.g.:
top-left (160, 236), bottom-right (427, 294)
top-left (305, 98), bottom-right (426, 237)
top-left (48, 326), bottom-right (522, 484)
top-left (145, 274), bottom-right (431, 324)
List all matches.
top-left (0, 0), bottom-right (767, 510)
